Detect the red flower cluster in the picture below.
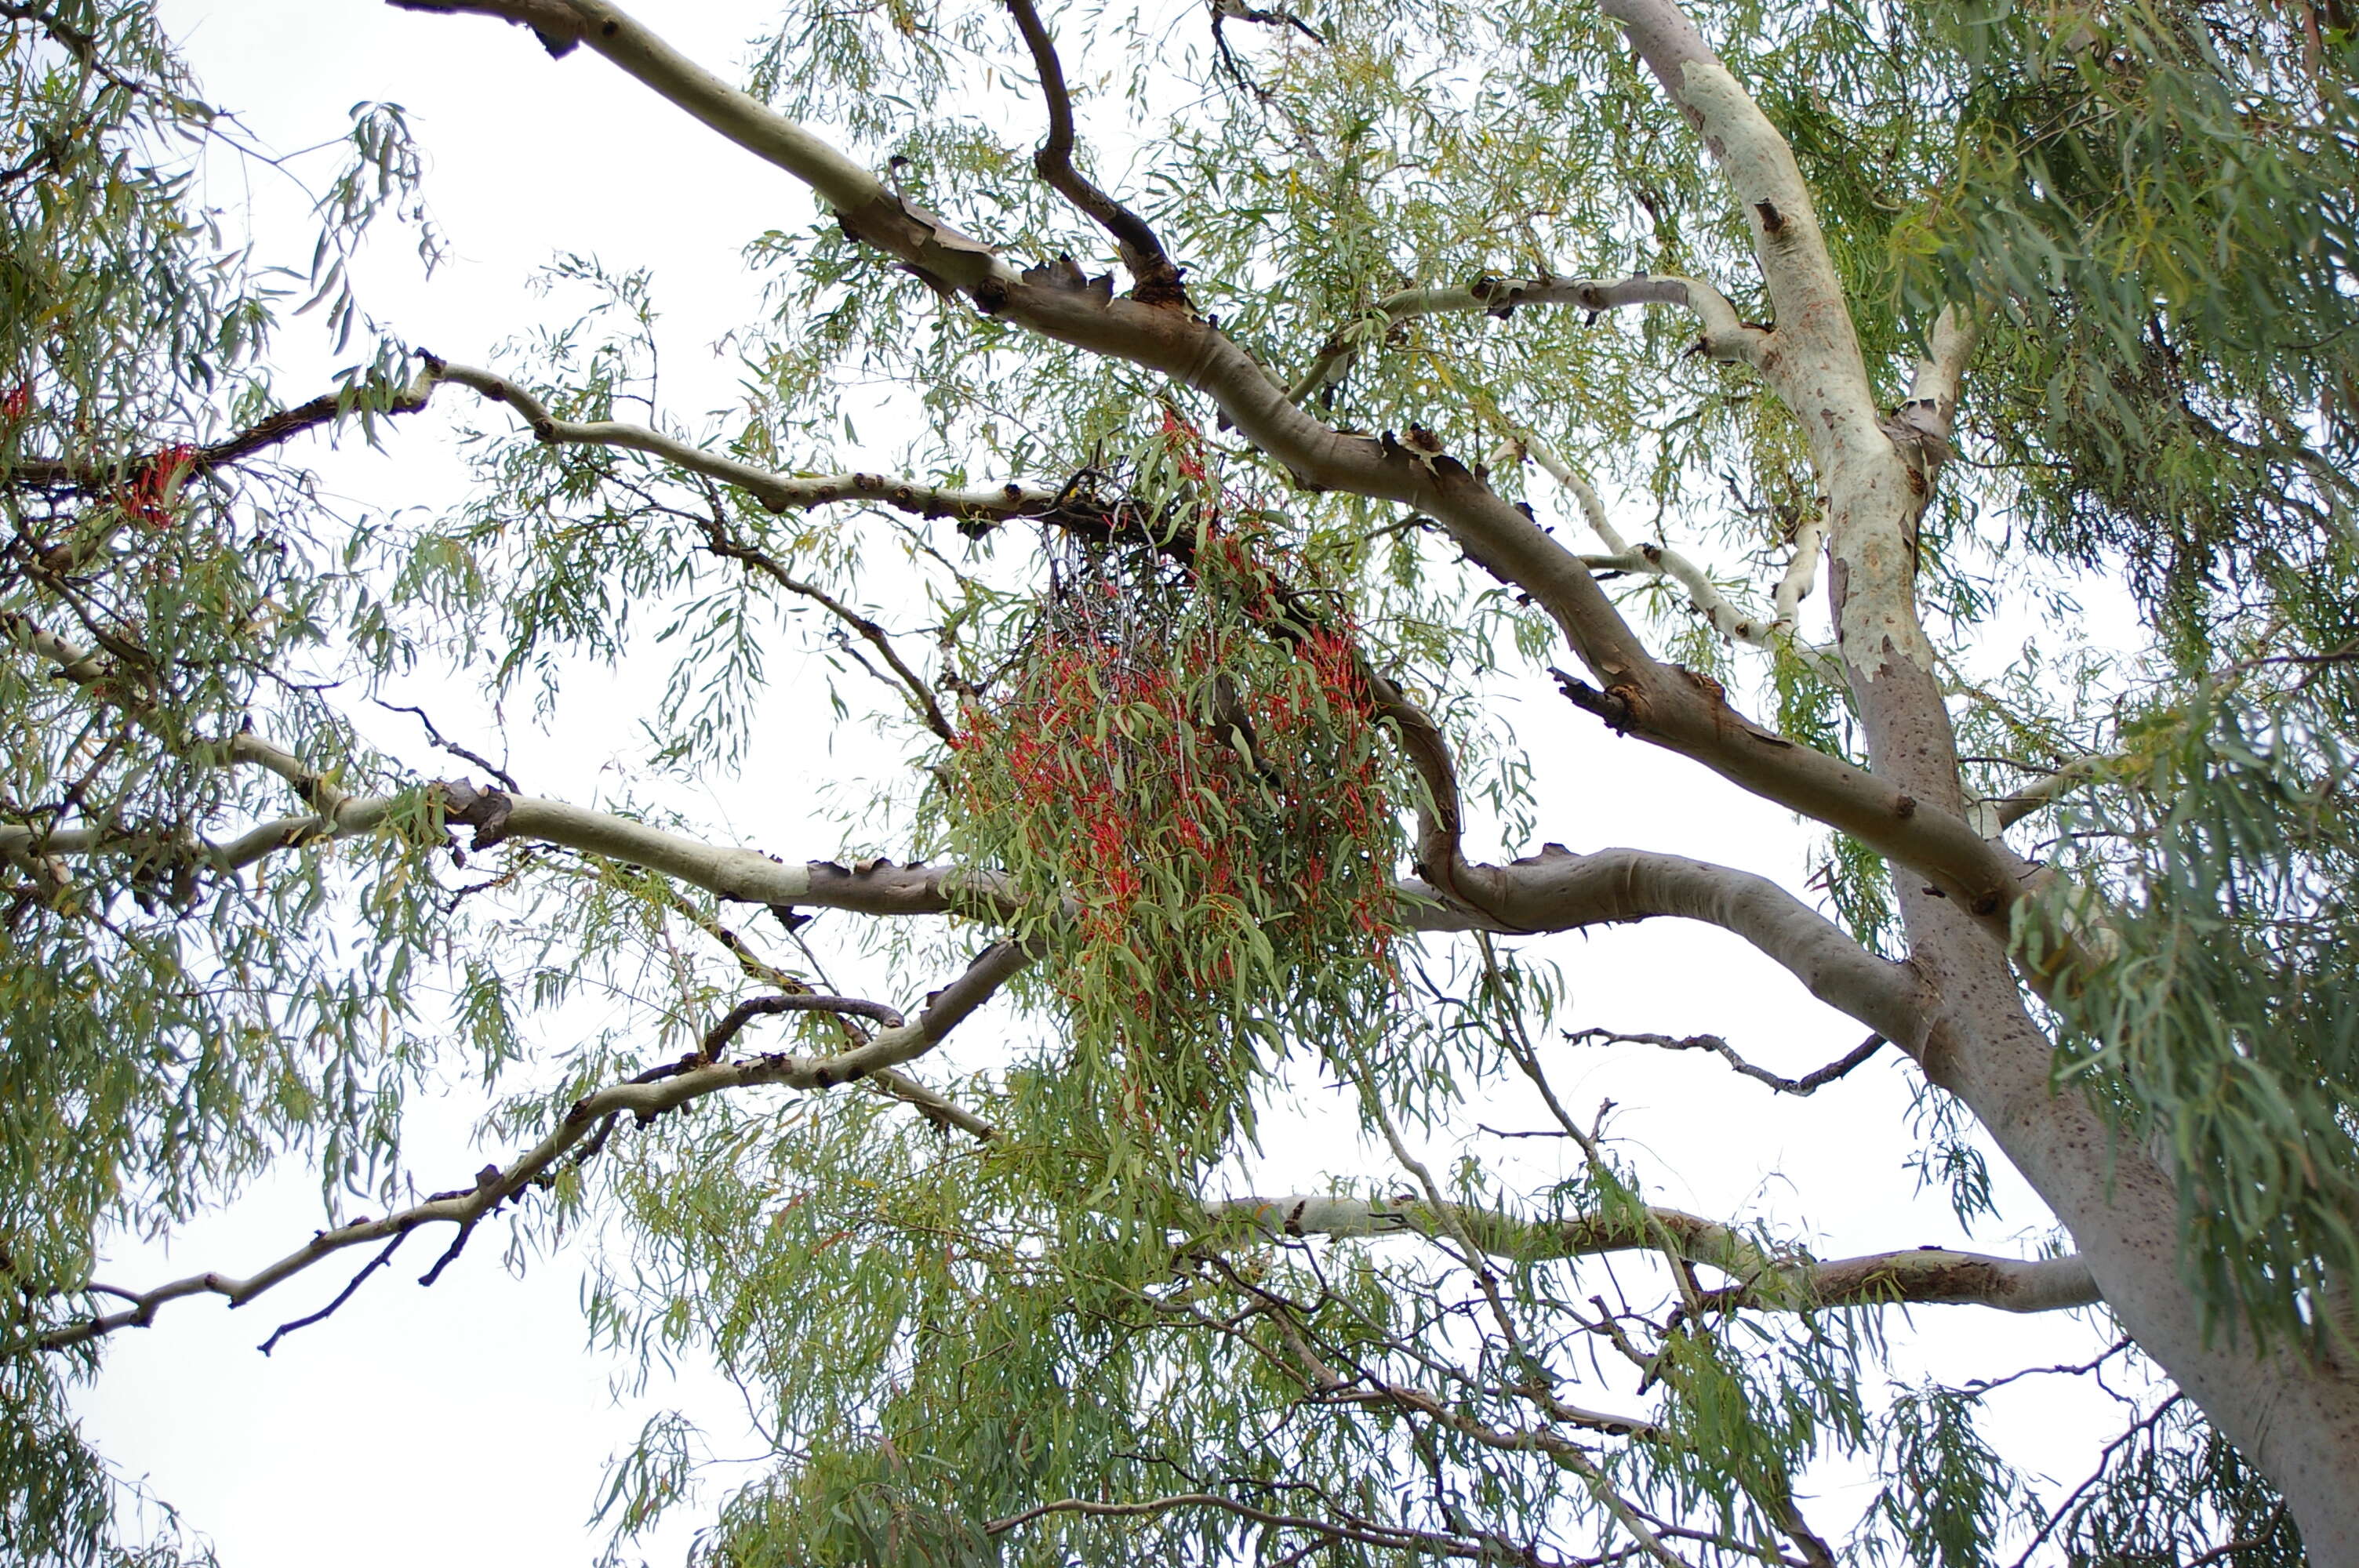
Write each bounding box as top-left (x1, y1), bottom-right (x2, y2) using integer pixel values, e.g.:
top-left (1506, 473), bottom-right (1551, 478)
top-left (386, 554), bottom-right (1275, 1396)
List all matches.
top-left (0, 384), bottom-right (31, 422)
top-left (949, 421), bottom-right (1401, 1145)
top-left (121, 445), bottom-right (195, 527)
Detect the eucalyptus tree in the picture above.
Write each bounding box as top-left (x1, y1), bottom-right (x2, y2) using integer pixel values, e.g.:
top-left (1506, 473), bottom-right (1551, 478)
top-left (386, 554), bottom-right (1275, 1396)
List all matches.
top-left (7, 0), bottom-right (2359, 1563)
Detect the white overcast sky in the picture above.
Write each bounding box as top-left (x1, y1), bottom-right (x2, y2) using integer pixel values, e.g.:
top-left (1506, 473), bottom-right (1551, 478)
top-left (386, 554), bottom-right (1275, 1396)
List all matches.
top-left (72, 3), bottom-right (2130, 1563)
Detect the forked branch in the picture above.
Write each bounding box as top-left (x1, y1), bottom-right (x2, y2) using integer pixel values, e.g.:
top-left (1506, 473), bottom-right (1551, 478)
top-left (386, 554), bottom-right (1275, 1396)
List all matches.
top-left (25, 940), bottom-right (1024, 1354)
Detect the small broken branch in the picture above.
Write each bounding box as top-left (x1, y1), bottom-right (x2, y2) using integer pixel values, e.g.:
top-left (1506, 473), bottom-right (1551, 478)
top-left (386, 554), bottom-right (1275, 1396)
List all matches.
top-left (1565, 1027), bottom-right (1885, 1096)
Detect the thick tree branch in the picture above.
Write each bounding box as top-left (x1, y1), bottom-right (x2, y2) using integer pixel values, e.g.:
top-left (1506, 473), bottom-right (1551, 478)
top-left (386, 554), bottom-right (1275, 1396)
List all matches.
top-left (1206, 1194), bottom-right (2101, 1313)
top-left (382, 0), bottom-right (588, 53)
top-left (1289, 272), bottom-right (1765, 404)
top-left (1599, 0), bottom-right (1881, 474)
top-left (387, 0), bottom-right (2059, 956)
top-left (24, 940), bottom-right (1024, 1353)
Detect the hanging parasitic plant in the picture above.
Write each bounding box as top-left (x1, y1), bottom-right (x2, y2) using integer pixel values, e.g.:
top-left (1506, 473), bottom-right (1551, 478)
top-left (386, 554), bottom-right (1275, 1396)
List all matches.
top-left (943, 414), bottom-right (1407, 1170)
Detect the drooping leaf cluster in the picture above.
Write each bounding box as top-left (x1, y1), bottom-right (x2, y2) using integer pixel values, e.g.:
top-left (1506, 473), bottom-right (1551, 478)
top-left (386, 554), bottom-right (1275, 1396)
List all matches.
top-left (939, 417), bottom-right (1408, 1172)
top-left (0, 6), bottom-right (482, 1562)
top-left (2030, 681), bottom-right (2359, 1352)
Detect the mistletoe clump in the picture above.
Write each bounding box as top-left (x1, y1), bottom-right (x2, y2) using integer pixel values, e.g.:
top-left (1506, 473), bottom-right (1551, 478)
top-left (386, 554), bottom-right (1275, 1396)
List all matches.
top-left (946, 442), bottom-right (1405, 1166)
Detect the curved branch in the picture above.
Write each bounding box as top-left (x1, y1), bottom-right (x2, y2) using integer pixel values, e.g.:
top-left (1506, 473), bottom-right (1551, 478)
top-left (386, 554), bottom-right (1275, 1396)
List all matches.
top-left (700, 991), bottom-right (906, 1060)
top-left (24, 940), bottom-right (1024, 1354)
top-left (1406, 843), bottom-right (1931, 1047)
top-left (1206, 1194), bottom-right (2101, 1314)
top-left (1290, 272), bottom-right (1765, 404)
top-left (1001, 0), bottom-right (1183, 302)
top-left (692, 508), bottom-right (959, 742)
top-left (431, 361), bottom-right (1062, 525)
top-left (390, 0), bottom-right (2059, 958)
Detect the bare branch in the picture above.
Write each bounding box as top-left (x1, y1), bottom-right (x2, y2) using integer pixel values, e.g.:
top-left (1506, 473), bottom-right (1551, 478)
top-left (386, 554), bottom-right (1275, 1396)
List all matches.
top-left (1292, 272), bottom-right (1765, 404)
top-left (256, 1232), bottom-right (410, 1355)
top-left (1897, 303), bottom-right (1980, 456)
top-left (1565, 1028), bottom-right (1885, 1097)
top-left (431, 360), bottom-right (1061, 527)
top-left (25, 940), bottom-right (1025, 1353)
top-left (376, 700), bottom-right (519, 793)
top-left (1205, 1195), bottom-right (2102, 1313)
top-left (1001, 0), bottom-right (1185, 302)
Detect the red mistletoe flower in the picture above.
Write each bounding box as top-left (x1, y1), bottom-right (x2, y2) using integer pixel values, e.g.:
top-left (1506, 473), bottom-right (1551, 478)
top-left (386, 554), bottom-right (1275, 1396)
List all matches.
top-left (123, 445), bottom-right (196, 528)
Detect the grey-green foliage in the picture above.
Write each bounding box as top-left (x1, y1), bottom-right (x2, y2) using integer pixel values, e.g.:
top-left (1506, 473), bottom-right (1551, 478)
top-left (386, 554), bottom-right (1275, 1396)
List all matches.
top-left (0, 5), bottom-right (478, 1562)
top-left (2034, 683), bottom-right (2359, 1352)
top-left (13, 0), bottom-right (2359, 1563)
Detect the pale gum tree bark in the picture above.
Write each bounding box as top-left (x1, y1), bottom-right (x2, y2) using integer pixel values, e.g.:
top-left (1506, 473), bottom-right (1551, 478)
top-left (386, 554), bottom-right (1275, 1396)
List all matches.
top-left (1602, 0), bottom-right (2359, 1554)
top-left (372, 0), bottom-right (2359, 1548)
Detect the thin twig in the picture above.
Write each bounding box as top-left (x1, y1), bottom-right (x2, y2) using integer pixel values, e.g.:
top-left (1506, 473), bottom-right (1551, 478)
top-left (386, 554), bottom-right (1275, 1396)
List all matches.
top-left (256, 1231), bottom-right (412, 1355)
top-left (376, 699), bottom-right (519, 793)
top-left (1565, 1027), bottom-right (1885, 1097)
